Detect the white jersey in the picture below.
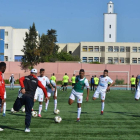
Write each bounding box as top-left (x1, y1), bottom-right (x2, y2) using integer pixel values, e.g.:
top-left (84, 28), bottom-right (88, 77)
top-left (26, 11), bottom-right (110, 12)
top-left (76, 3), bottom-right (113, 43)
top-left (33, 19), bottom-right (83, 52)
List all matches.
top-left (137, 75), bottom-right (140, 91)
top-left (36, 76), bottom-right (50, 93)
top-left (47, 80), bottom-right (56, 89)
top-left (97, 75), bottom-right (113, 91)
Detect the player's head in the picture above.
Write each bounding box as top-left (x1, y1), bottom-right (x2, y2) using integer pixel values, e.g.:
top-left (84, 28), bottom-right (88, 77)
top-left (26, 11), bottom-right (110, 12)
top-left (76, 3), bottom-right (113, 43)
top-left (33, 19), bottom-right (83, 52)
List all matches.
top-left (0, 62), bottom-right (6, 73)
top-left (103, 69), bottom-right (108, 77)
top-left (92, 76), bottom-right (94, 78)
top-left (73, 74), bottom-right (75, 76)
top-left (40, 68), bottom-right (45, 77)
top-left (53, 73), bottom-right (55, 76)
top-left (132, 75), bottom-right (134, 77)
top-left (94, 75), bottom-right (96, 77)
top-left (31, 69), bottom-right (37, 76)
top-left (65, 73), bottom-right (67, 75)
top-left (79, 69), bottom-right (85, 78)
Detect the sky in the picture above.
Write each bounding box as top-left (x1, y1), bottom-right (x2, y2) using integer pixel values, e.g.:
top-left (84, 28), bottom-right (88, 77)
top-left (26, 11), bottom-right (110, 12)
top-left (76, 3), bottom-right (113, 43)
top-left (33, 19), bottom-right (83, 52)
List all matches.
top-left (0, 0), bottom-right (140, 43)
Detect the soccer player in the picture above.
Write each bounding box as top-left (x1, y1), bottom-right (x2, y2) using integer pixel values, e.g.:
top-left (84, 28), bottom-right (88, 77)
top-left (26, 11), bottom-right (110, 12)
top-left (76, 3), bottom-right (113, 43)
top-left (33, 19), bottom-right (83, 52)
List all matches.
top-left (9, 74), bottom-right (15, 90)
top-left (94, 75), bottom-right (99, 90)
top-left (0, 62), bottom-right (6, 131)
top-left (71, 74), bottom-right (76, 88)
top-left (130, 75), bottom-right (136, 91)
top-left (135, 75), bottom-right (140, 101)
top-left (13, 69), bottom-right (48, 132)
top-left (34, 68), bottom-right (52, 117)
top-left (51, 73), bottom-right (56, 83)
top-left (45, 80), bottom-right (57, 112)
top-left (68, 69), bottom-right (89, 122)
top-left (90, 76), bottom-right (94, 91)
top-left (93, 69), bottom-right (114, 115)
top-left (62, 73), bottom-right (69, 91)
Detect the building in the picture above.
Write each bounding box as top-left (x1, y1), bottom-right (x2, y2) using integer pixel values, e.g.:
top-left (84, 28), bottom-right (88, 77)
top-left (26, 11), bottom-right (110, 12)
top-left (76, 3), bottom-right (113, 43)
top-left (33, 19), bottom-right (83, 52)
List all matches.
top-left (0, 26), bottom-right (28, 61)
top-left (57, 1), bottom-right (140, 64)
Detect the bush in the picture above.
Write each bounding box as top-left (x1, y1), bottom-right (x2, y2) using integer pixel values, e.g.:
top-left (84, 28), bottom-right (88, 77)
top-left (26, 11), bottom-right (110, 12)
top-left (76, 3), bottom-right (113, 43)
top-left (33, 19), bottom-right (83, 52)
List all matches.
top-left (4, 80), bottom-right (9, 84)
top-left (56, 81), bottom-right (72, 85)
top-left (90, 62), bottom-right (101, 64)
top-left (115, 79), bottom-right (124, 85)
top-left (4, 79), bottom-right (19, 84)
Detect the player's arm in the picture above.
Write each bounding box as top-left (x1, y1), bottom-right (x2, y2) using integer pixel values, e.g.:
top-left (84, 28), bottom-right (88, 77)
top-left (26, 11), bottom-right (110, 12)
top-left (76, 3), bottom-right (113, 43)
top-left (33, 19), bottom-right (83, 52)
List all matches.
top-left (0, 77), bottom-right (4, 112)
top-left (107, 79), bottom-right (114, 90)
top-left (38, 80), bottom-right (48, 99)
top-left (85, 79), bottom-right (90, 101)
top-left (19, 77), bottom-right (26, 94)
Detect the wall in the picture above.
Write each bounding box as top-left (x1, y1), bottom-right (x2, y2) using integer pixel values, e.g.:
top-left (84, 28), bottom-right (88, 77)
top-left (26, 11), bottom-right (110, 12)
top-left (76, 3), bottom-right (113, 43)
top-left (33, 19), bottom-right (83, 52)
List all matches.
top-left (2, 62), bottom-right (140, 83)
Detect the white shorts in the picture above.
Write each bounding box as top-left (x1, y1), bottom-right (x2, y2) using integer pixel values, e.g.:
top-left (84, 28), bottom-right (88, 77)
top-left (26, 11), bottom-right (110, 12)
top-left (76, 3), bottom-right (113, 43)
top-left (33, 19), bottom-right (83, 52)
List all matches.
top-left (135, 90), bottom-right (140, 100)
top-left (69, 89), bottom-right (83, 103)
top-left (34, 91), bottom-right (44, 102)
top-left (93, 90), bottom-right (106, 100)
top-left (47, 88), bottom-right (57, 97)
top-left (4, 91), bottom-right (6, 99)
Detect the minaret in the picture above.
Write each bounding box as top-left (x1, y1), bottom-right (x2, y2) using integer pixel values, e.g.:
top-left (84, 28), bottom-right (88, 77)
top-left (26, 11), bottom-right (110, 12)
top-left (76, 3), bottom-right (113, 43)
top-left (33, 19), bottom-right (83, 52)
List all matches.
top-left (104, 1), bottom-right (117, 42)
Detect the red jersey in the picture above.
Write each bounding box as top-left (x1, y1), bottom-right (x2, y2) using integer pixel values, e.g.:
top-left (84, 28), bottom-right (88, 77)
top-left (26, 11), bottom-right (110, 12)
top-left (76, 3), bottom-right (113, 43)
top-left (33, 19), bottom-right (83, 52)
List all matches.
top-left (0, 72), bottom-right (5, 99)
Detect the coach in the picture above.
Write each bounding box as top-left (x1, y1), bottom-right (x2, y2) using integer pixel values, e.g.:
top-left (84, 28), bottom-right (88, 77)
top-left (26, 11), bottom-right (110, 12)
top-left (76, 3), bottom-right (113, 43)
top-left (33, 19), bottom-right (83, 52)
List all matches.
top-left (13, 69), bottom-right (48, 132)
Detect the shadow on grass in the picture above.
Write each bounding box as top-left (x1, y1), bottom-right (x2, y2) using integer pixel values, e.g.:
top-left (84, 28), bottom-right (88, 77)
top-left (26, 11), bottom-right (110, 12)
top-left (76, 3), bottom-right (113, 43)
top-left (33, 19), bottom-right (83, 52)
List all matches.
top-left (41, 117), bottom-right (72, 122)
top-left (106, 111), bottom-right (140, 117)
top-left (69, 111), bottom-right (87, 114)
top-left (0, 125), bottom-right (23, 132)
top-left (8, 113), bottom-right (25, 116)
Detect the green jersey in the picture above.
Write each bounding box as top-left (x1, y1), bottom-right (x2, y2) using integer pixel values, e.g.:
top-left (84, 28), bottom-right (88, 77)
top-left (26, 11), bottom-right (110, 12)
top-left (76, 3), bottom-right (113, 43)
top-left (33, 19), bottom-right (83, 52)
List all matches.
top-left (131, 77), bottom-right (136, 85)
top-left (94, 77), bottom-right (99, 85)
top-left (71, 76), bottom-right (76, 83)
top-left (47, 80), bottom-right (56, 89)
top-left (74, 76), bottom-right (86, 93)
top-left (51, 76), bottom-right (56, 82)
top-left (63, 75), bottom-right (69, 83)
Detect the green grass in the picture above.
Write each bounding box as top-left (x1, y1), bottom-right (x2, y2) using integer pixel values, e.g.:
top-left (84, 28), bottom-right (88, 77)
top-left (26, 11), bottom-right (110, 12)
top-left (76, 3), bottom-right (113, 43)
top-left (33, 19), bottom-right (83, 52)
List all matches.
top-left (0, 89), bottom-right (140, 140)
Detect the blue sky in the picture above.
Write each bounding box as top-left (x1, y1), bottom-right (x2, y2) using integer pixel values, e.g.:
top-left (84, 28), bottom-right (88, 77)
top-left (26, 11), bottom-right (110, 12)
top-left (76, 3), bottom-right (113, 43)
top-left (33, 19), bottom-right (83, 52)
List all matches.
top-left (0, 0), bottom-right (140, 43)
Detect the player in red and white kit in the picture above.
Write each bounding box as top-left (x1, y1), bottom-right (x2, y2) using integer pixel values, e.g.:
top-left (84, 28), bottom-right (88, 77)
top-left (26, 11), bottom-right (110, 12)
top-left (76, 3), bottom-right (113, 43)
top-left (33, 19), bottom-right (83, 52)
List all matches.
top-left (93, 69), bottom-right (114, 115)
top-left (0, 62), bottom-right (6, 131)
top-left (34, 68), bottom-right (53, 117)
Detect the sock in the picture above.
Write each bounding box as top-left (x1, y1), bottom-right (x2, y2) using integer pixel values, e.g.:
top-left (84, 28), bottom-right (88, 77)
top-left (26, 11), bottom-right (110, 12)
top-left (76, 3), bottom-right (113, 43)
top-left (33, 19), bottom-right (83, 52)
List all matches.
top-left (54, 99), bottom-right (57, 110)
top-left (45, 100), bottom-right (49, 110)
top-left (3, 102), bottom-right (6, 114)
top-left (38, 105), bottom-right (42, 115)
top-left (101, 102), bottom-right (105, 111)
top-left (77, 107), bottom-right (81, 119)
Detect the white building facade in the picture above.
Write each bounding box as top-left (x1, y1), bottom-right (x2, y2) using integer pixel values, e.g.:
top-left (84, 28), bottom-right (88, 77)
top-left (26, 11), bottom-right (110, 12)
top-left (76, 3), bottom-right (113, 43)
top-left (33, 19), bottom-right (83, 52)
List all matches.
top-left (0, 26), bottom-right (28, 62)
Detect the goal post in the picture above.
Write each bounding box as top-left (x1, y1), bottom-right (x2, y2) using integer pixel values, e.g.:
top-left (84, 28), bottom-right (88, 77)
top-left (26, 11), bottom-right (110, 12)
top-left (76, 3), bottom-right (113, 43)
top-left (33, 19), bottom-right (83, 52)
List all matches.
top-left (74, 70), bottom-right (130, 90)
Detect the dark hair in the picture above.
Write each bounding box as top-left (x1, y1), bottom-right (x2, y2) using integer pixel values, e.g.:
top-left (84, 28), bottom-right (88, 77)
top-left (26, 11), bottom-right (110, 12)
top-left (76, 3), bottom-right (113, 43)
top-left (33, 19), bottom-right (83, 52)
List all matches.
top-left (104, 69), bottom-right (108, 73)
top-left (0, 62), bottom-right (6, 68)
top-left (79, 69), bottom-right (84, 72)
top-left (65, 73), bottom-right (67, 75)
top-left (53, 73), bottom-right (55, 75)
top-left (132, 75), bottom-right (134, 77)
top-left (40, 68), bottom-right (45, 72)
top-left (95, 75), bottom-right (96, 77)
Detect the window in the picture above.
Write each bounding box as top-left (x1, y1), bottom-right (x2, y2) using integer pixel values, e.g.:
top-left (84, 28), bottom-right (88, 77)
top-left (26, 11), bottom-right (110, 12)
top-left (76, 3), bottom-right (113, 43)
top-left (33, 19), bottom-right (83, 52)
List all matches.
top-left (5, 31), bottom-right (8, 36)
top-left (82, 57), bottom-right (87, 63)
top-left (132, 58), bottom-right (137, 63)
top-left (88, 46), bottom-right (93, 52)
top-left (15, 55), bottom-right (23, 62)
top-left (94, 57), bottom-right (99, 62)
top-left (114, 57), bottom-right (118, 63)
top-left (94, 46), bottom-right (99, 52)
top-left (108, 57), bottom-right (113, 63)
top-left (126, 46), bottom-right (130, 52)
top-left (138, 47), bottom-right (140, 52)
top-left (100, 46), bottom-right (105, 52)
top-left (4, 56), bottom-right (8, 61)
top-left (88, 57), bottom-right (93, 62)
top-left (133, 47), bottom-right (137, 52)
top-left (109, 25), bottom-right (111, 28)
top-left (5, 44), bottom-right (8, 49)
top-left (83, 46), bottom-right (87, 52)
top-left (120, 46), bottom-right (125, 52)
top-left (114, 46), bottom-right (119, 52)
top-left (108, 46), bottom-right (113, 52)
top-left (120, 57), bottom-right (124, 63)
top-left (69, 51), bottom-right (72, 54)
top-left (109, 34), bottom-right (111, 38)
top-left (138, 58), bottom-right (140, 64)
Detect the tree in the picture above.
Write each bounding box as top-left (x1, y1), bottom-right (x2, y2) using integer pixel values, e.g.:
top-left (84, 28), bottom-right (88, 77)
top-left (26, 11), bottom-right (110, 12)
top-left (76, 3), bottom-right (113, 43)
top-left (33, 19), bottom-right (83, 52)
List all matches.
top-left (39, 29), bottom-right (59, 62)
top-left (21, 23), bottom-right (41, 70)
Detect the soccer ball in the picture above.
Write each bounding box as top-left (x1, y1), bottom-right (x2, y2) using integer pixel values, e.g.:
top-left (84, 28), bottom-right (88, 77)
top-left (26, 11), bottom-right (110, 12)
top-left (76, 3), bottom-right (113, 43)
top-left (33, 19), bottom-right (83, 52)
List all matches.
top-left (32, 111), bottom-right (37, 117)
top-left (11, 108), bottom-right (16, 113)
top-left (54, 116), bottom-right (62, 123)
top-left (54, 109), bottom-right (60, 114)
top-left (21, 107), bottom-right (25, 113)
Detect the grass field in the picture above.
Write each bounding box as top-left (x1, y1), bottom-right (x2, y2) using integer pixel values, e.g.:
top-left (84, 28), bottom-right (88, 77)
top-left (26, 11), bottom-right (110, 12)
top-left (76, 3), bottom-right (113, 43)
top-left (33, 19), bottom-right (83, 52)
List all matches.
top-left (0, 89), bottom-right (140, 140)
